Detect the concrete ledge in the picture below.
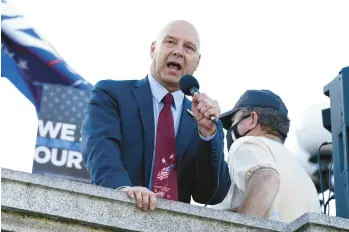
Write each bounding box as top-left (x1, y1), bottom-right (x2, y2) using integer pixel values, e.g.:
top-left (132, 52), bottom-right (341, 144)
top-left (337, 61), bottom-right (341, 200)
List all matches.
top-left (1, 168), bottom-right (348, 231)
top-left (285, 212), bottom-right (349, 232)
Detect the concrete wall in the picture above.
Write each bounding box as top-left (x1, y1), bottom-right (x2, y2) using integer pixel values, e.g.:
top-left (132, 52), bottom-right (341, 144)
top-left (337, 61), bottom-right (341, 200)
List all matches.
top-left (1, 168), bottom-right (348, 232)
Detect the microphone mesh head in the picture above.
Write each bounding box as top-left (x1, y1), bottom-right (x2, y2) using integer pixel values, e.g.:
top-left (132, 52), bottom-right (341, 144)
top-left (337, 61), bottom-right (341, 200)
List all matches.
top-left (179, 75), bottom-right (200, 96)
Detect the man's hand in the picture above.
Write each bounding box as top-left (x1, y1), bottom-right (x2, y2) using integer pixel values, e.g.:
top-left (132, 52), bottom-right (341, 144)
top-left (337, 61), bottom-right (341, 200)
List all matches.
top-left (192, 92), bottom-right (220, 138)
top-left (120, 186), bottom-right (164, 210)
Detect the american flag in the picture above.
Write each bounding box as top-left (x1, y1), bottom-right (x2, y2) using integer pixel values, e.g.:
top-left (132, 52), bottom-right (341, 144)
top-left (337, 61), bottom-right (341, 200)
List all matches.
top-left (1, 0), bottom-right (93, 114)
top-left (157, 167), bottom-right (170, 181)
top-left (156, 164), bottom-right (175, 181)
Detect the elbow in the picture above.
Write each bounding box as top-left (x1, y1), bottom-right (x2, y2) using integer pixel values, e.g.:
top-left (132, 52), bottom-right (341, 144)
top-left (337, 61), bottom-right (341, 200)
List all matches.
top-left (211, 176), bottom-right (231, 205)
top-left (210, 166), bottom-right (232, 204)
top-left (208, 193), bottom-right (227, 205)
top-left (192, 176), bottom-right (231, 205)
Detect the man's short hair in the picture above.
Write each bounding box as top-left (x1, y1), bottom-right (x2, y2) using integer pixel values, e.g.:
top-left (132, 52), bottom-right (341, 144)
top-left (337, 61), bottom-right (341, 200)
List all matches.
top-left (239, 107), bottom-right (290, 143)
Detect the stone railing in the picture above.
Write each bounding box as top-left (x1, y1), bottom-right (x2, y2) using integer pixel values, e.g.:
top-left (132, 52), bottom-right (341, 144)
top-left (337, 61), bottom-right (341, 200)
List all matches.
top-left (1, 168), bottom-right (348, 231)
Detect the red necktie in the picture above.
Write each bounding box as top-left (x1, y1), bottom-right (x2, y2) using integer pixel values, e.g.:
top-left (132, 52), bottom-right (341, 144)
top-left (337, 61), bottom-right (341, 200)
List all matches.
top-left (152, 93), bottom-right (178, 201)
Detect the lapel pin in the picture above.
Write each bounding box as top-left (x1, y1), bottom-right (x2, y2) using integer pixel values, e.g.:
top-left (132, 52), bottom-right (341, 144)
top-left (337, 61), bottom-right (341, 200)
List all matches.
top-left (187, 109), bottom-right (194, 117)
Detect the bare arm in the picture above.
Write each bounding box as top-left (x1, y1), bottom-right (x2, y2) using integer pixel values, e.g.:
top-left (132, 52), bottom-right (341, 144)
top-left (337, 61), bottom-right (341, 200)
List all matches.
top-left (237, 169), bottom-right (280, 218)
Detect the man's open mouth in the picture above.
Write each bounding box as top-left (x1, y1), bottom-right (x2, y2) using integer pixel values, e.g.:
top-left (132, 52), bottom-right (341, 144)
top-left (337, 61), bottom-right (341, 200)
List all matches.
top-left (167, 62), bottom-right (182, 71)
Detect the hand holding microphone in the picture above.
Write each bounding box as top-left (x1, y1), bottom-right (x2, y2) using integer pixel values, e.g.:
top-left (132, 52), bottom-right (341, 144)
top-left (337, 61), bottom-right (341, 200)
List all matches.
top-left (180, 75), bottom-right (220, 138)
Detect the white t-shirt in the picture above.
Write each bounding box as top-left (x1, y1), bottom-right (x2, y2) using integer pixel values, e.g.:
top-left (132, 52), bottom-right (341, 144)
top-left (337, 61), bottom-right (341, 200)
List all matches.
top-left (211, 136), bottom-right (321, 223)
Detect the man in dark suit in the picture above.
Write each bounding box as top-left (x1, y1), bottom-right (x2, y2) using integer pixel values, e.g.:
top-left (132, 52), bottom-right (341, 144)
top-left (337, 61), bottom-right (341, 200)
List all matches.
top-left (81, 20), bottom-right (231, 210)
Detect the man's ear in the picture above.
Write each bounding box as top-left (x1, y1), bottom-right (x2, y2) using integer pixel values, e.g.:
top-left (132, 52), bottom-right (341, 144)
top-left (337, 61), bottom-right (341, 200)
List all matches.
top-left (150, 41), bottom-right (156, 59)
top-left (250, 111), bottom-right (259, 129)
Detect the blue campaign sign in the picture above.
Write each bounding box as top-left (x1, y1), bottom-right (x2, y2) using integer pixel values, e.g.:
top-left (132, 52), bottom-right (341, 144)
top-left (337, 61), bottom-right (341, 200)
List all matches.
top-left (33, 84), bottom-right (91, 183)
top-left (1, 1), bottom-right (93, 183)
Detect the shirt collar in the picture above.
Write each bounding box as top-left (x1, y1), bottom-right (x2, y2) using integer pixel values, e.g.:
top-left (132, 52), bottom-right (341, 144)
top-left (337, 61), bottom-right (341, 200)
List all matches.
top-left (148, 74), bottom-right (184, 109)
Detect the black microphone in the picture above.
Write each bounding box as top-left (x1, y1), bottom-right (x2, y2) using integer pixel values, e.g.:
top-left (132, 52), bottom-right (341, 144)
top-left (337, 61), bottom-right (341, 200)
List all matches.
top-left (179, 74), bottom-right (221, 207)
top-left (179, 75), bottom-right (218, 125)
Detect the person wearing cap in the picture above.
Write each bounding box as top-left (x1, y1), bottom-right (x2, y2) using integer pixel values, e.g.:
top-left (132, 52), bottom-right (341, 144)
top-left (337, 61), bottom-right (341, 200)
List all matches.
top-left (211, 89), bottom-right (321, 223)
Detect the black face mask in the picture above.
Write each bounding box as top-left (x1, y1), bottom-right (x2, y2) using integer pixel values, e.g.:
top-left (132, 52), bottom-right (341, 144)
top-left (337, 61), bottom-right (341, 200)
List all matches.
top-left (226, 114), bottom-right (253, 151)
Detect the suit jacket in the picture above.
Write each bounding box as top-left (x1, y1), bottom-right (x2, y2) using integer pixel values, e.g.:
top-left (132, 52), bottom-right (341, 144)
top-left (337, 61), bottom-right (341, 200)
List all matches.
top-left (80, 76), bottom-right (231, 204)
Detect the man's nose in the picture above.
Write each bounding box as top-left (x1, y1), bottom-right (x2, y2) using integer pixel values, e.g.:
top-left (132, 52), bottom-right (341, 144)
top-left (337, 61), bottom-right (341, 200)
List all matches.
top-left (172, 45), bottom-right (184, 58)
